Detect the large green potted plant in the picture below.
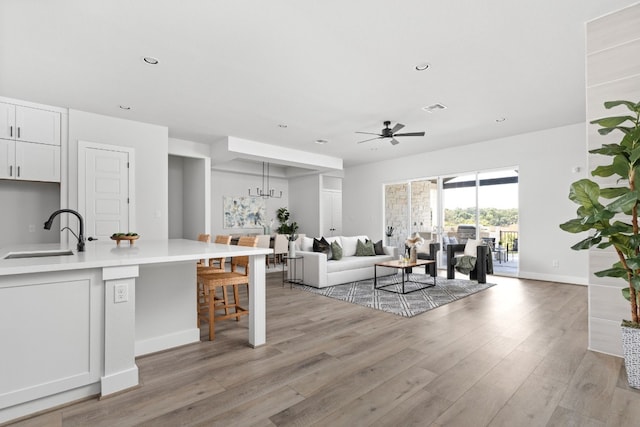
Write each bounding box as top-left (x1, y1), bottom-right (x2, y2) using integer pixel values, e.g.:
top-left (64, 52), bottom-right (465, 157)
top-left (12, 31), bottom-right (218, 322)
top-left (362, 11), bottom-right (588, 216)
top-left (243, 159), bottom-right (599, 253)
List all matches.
top-left (560, 100), bottom-right (640, 388)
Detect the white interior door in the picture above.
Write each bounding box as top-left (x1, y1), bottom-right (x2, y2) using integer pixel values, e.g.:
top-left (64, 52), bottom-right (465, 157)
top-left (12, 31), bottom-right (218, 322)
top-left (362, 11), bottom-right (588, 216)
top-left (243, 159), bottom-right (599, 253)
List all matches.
top-left (79, 142), bottom-right (134, 240)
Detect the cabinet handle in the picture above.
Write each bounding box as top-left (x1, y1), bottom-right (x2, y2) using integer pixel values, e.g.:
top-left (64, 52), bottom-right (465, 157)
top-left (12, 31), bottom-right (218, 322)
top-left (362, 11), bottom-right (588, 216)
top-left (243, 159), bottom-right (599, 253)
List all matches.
top-left (9, 126), bottom-right (12, 138)
top-left (17, 166), bottom-right (20, 177)
top-left (17, 127), bottom-right (20, 139)
top-left (9, 165), bottom-right (12, 177)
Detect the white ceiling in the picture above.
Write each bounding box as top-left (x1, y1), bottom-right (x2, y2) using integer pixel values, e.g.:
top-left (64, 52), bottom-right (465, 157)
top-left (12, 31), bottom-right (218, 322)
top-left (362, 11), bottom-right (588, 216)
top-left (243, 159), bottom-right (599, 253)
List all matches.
top-left (1, 0), bottom-right (637, 168)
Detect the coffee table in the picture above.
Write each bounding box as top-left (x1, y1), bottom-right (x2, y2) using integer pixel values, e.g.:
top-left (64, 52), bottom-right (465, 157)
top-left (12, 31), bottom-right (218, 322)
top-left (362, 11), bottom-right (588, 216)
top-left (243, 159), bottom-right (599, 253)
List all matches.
top-left (374, 259), bottom-right (437, 294)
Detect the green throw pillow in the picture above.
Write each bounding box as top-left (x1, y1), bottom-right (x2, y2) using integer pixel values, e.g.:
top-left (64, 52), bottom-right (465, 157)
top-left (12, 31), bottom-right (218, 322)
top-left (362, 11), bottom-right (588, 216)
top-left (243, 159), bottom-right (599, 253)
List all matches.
top-left (330, 241), bottom-right (343, 260)
top-left (355, 239), bottom-right (376, 256)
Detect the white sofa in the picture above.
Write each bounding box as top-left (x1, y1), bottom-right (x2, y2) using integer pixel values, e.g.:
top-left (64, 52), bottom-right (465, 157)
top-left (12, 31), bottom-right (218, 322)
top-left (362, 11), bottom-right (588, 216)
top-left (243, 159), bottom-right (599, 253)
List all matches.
top-left (296, 235), bottom-right (399, 288)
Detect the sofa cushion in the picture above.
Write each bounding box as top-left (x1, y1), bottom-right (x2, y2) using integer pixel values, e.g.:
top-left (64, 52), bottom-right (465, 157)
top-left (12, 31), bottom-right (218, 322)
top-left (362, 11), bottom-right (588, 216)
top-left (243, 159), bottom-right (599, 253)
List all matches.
top-left (330, 241), bottom-right (343, 260)
top-left (313, 237), bottom-right (331, 257)
top-left (341, 235), bottom-right (368, 256)
top-left (300, 236), bottom-right (314, 252)
top-left (327, 255), bottom-right (387, 273)
top-left (464, 239), bottom-right (479, 256)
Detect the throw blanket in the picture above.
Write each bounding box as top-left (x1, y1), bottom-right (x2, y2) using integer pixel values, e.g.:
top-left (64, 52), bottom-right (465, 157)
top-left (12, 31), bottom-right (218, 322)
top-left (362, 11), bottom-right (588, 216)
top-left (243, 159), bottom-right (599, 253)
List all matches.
top-left (455, 247), bottom-right (495, 275)
top-left (455, 255), bottom-right (476, 274)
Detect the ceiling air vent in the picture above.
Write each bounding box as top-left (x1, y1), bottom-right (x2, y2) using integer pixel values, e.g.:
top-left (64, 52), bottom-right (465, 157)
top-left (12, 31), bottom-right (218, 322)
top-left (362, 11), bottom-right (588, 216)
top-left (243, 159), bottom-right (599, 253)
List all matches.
top-left (422, 103), bottom-right (447, 113)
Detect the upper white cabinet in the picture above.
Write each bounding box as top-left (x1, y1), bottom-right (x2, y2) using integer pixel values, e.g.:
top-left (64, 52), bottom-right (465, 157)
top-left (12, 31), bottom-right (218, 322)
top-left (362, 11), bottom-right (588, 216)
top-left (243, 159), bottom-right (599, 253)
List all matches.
top-left (0, 101), bottom-right (62, 182)
top-left (0, 102), bottom-right (61, 146)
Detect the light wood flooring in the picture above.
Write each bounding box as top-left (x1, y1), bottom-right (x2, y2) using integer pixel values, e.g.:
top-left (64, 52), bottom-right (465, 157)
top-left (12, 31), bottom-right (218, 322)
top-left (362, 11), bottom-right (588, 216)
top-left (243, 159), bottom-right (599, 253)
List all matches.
top-left (8, 273), bottom-right (640, 426)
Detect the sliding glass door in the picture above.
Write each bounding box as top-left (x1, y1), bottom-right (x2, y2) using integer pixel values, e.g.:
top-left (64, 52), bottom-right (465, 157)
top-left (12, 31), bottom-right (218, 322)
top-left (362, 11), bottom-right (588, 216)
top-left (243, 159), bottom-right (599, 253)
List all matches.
top-left (384, 167), bottom-right (518, 276)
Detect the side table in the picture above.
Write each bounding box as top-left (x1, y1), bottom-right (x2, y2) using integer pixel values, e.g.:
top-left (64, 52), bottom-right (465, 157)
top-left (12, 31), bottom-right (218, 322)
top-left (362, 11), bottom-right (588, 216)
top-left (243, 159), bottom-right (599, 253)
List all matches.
top-left (282, 255), bottom-right (304, 288)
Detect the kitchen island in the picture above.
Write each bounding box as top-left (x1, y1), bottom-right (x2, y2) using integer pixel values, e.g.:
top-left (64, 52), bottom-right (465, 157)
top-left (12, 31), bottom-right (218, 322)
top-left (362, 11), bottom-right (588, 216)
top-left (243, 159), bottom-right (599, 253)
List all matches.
top-left (0, 239), bottom-right (270, 424)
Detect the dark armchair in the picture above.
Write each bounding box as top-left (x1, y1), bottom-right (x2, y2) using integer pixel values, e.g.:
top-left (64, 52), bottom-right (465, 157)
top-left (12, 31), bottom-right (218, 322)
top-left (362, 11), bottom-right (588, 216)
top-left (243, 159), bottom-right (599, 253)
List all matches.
top-left (446, 243), bottom-right (489, 284)
top-left (417, 242), bottom-right (440, 277)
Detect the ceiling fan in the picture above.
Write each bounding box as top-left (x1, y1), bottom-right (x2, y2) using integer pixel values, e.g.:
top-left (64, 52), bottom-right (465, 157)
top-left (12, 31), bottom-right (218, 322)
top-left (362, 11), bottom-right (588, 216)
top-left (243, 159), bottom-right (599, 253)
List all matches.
top-left (356, 120), bottom-right (426, 145)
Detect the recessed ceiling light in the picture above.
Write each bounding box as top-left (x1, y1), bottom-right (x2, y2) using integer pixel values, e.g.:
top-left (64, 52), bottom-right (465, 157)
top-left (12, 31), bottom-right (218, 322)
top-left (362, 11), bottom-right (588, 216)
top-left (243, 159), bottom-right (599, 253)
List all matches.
top-left (496, 117), bottom-right (506, 122)
top-left (415, 62), bottom-right (431, 71)
top-left (278, 124), bottom-right (288, 128)
top-left (422, 103), bottom-right (447, 113)
top-left (142, 56), bottom-right (159, 65)
top-left (119, 105), bottom-right (131, 110)
top-left (314, 139), bottom-right (328, 144)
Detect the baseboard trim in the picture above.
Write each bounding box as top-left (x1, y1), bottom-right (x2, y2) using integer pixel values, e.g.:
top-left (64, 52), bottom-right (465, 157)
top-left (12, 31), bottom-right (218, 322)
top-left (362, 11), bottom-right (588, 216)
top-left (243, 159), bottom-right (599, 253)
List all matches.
top-left (135, 328), bottom-right (200, 357)
top-left (517, 271), bottom-right (587, 286)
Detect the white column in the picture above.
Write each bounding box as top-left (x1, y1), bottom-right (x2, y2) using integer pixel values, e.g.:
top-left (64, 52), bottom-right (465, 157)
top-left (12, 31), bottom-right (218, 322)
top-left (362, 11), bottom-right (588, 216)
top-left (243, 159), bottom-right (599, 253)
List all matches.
top-left (248, 254), bottom-right (266, 347)
top-left (101, 265), bottom-right (139, 395)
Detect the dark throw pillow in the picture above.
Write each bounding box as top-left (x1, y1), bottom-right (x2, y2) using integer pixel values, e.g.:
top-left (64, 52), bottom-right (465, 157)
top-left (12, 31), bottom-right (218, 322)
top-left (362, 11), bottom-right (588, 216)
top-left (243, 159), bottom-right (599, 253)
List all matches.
top-left (373, 240), bottom-right (385, 255)
top-left (330, 241), bottom-right (343, 260)
top-left (313, 237), bottom-right (331, 258)
top-left (355, 239), bottom-right (376, 256)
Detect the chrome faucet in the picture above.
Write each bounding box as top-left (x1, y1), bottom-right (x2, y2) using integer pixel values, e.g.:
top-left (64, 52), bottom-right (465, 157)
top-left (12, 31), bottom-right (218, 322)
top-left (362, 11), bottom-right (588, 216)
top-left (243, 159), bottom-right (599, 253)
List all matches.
top-left (44, 209), bottom-right (85, 252)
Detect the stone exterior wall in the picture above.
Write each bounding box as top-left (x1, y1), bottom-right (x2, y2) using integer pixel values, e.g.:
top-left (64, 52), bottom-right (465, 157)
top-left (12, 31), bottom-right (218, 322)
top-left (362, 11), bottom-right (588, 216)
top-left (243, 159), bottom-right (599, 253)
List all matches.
top-left (411, 180), bottom-right (434, 233)
top-left (384, 183), bottom-right (408, 254)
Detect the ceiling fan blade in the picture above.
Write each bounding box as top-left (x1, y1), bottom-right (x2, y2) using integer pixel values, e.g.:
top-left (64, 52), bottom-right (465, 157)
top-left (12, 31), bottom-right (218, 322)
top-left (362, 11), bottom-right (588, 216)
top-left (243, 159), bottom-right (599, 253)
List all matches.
top-left (355, 131), bottom-right (382, 136)
top-left (390, 123), bottom-right (405, 134)
top-left (393, 131), bottom-right (426, 137)
top-left (390, 138), bottom-right (400, 146)
top-left (357, 136), bottom-right (384, 144)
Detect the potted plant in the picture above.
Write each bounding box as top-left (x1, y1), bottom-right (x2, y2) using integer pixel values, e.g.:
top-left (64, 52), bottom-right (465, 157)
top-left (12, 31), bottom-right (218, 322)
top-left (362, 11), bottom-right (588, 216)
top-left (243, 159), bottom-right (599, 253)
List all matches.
top-left (560, 100), bottom-right (640, 388)
top-left (276, 207), bottom-right (299, 255)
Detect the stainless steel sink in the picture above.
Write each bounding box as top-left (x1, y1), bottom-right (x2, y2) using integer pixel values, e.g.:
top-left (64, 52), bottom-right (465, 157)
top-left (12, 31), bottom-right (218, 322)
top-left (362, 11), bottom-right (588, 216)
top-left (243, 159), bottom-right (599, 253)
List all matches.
top-left (3, 249), bottom-right (74, 259)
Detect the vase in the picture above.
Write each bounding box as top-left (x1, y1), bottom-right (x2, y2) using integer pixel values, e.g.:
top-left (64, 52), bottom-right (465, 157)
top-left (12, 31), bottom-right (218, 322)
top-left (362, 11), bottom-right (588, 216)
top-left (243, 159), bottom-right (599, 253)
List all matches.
top-left (288, 241), bottom-right (296, 258)
top-left (622, 325), bottom-right (640, 388)
top-left (410, 246), bottom-right (417, 263)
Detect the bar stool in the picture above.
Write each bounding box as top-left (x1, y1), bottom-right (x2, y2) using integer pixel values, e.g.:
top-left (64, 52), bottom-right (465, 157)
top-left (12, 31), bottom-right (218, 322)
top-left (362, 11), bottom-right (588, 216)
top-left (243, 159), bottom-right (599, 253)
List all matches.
top-left (196, 235), bottom-right (258, 340)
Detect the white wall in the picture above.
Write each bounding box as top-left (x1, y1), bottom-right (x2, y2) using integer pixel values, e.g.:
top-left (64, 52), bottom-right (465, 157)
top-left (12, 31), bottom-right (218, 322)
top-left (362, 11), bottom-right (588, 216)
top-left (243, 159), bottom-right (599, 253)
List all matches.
top-left (168, 156), bottom-right (184, 239)
top-left (168, 138), bottom-right (212, 239)
top-left (211, 170), bottom-right (289, 237)
top-left (0, 181), bottom-right (60, 245)
top-left (68, 110), bottom-right (169, 239)
top-left (289, 174), bottom-right (321, 237)
top-left (344, 123), bottom-right (588, 285)
top-left (183, 157), bottom-right (206, 240)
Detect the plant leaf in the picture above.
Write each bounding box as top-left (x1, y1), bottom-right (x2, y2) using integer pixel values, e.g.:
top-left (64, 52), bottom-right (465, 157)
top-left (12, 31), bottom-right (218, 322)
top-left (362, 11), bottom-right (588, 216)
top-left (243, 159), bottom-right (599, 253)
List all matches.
top-left (623, 287), bottom-right (631, 301)
top-left (559, 218), bottom-right (593, 233)
top-left (590, 144), bottom-right (625, 157)
top-left (570, 235), bottom-right (601, 250)
top-left (590, 116), bottom-right (636, 128)
top-left (606, 191), bottom-right (637, 213)
top-left (568, 179), bottom-right (601, 208)
top-left (604, 100), bottom-right (640, 112)
top-left (600, 187), bottom-right (629, 198)
top-left (594, 267), bottom-right (628, 278)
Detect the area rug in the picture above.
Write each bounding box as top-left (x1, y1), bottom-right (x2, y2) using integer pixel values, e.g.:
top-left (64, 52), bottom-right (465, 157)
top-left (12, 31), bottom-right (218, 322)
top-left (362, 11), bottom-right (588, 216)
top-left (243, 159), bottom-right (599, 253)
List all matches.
top-left (292, 274), bottom-right (496, 318)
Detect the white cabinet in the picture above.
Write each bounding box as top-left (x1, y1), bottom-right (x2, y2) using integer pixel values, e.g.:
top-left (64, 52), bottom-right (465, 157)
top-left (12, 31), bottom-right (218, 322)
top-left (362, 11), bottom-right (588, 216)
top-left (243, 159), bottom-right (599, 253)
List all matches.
top-left (0, 139), bottom-right (60, 182)
top-left (321, 190), bottom-right (342, 236)
top-left (0, 102), bottom-right (61, 182)
top-left (0, 103), bottom-right (61, 146)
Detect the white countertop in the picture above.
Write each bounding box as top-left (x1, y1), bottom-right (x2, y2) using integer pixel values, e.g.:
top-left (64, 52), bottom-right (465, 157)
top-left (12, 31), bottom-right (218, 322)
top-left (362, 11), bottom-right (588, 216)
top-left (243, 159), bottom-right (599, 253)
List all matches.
top-left (0, 239), bottom-right (272, 276)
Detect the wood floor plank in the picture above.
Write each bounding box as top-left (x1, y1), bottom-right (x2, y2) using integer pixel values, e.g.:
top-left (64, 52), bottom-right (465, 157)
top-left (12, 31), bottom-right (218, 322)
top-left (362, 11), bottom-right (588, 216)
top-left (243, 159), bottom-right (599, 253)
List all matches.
top-left (488, 373), bottom-right (567, 426)
top-left (559, 350), bottom-right (622, 422)
top-left (269, 348), bottom-right (427, 426)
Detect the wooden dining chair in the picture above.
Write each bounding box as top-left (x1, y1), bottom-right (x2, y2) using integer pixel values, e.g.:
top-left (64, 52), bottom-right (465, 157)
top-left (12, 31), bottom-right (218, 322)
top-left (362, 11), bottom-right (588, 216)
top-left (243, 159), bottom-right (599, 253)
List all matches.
top-left (272, 234), bottom-right (288, 266)
top-left (196, 235), bottom-right (258, 340)
top-left (255, 234), bottom-right (271, 267)
top-left (196, 234), bottom-right (211, 267)
top-left (208, 234), bottom-right (232, 270)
